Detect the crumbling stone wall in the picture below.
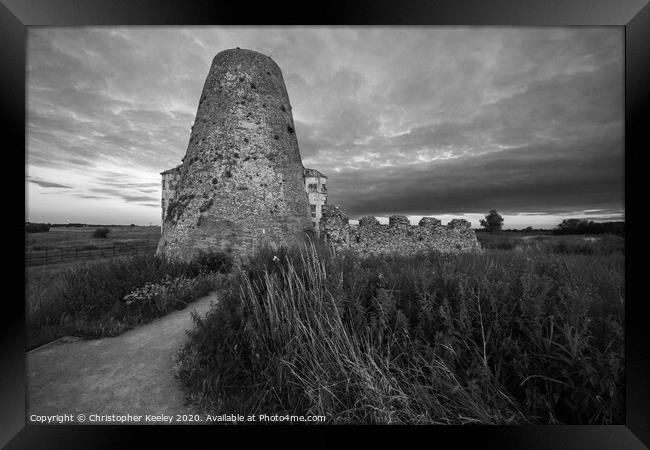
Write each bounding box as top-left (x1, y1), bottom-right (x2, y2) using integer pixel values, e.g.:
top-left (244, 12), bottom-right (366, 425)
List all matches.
top-left (321, 207), bottom-right (481, 255)
top-left (157, 48), bottom-right (313, 262)
top-left (320, 204), bottom-right (350, 248)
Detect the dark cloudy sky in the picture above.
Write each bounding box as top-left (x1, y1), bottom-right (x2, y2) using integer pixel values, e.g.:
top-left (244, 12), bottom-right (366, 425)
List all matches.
top-left (26, 27), bottom-right (624, 228)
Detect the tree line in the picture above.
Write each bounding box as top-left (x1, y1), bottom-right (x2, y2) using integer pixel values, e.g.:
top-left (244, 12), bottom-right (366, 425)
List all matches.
top-left (478, 210), bottom-right (624, 236)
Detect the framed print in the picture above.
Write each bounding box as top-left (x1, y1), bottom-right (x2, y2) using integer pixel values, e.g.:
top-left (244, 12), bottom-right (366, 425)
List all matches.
top-left (2, 0), bottom-right (648, 448)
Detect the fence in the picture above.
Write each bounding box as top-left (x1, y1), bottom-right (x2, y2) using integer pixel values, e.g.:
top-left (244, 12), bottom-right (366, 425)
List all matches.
top-left (25, 241), bottom-right (159, 267)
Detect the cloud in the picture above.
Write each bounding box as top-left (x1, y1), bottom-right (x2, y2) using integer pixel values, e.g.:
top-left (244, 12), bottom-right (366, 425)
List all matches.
top-left (27, 176), bottom-right (72, 189)
top-left (120, 194), bottom-right (158, 203)
top-left (327, 136), bottom-right (623, 218)
top-left (83, 186), bottom-right (157, 204)
top-left (75, 194), bottom-right (108, 200)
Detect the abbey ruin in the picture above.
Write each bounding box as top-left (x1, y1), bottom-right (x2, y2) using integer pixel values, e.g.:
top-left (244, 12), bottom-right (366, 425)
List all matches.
top-left (158, 48), bottom-right (480, 261)
top-left (319, 205), bottom-right (481, 254)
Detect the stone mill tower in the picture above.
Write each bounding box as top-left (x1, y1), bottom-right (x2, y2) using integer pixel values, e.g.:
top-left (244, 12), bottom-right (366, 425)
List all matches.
top-left (157, 48), bottom-right (313, 261)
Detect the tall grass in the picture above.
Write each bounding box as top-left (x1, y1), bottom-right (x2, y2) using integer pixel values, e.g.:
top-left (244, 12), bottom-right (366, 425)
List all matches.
top-left (176, 242), bottom-right (624, 424)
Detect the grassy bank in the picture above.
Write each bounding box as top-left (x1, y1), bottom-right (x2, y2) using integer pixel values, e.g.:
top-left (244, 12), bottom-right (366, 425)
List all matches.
top-left (176, 240), bottom-right (624, 424)
top-left (26, 252), bottom-right (232, 350)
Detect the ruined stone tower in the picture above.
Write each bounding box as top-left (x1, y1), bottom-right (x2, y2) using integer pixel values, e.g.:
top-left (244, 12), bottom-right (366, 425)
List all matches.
top-left (157, 48), bottom-right (313, 261)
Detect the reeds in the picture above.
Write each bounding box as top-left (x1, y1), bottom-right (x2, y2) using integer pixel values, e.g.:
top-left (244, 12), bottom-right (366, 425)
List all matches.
top-left (177, 241), bottom-right (624, 424)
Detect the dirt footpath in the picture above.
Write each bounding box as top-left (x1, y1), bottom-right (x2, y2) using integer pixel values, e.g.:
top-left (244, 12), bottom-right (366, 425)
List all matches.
top-left (26, 293), bottom-right (217, 423)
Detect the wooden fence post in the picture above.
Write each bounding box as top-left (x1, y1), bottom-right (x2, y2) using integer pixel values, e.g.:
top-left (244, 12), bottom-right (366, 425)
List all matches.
top-left (45, 248), bottom-right (48, 265)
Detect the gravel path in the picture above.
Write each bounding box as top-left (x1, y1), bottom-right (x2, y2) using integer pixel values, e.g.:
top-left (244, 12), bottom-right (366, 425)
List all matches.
top-left (26, 293), bottom-right (217, 423)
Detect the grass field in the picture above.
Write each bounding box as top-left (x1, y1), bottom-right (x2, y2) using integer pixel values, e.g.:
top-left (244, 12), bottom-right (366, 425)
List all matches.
top-left (175, 233), bottom-right (624, 425)
top-left (25, 226), bottom-right (161, 321)
top-left (25, 227), bottom-right (164, 319)
top-left (26, 257), bottom-right (142, 323)
top-left (25, 225), bottom-right (161, 251)
top-left (24, 229), bottom-right (625, 424)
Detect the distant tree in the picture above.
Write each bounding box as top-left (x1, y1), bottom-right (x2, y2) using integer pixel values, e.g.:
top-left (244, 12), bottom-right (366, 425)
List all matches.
top-left (554, 219), bottom-right (588, 235)
top-left (524, 226), bottom-right (534, 232)
top-left (480, 210), bottom-right (504, 232)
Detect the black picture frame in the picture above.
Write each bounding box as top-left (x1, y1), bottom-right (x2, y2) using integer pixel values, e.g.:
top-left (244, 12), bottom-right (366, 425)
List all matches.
top-left (2, 0), bottom-right (648, 448)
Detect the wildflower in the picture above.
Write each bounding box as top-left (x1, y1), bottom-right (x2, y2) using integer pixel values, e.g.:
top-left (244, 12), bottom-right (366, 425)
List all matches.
top-left (272, 255), bottom-right (279, 262)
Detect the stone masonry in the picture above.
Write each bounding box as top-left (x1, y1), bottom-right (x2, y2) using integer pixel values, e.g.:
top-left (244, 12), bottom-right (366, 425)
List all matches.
top-left (320, 205), bottom-right (481, 255)
top-left (157, 48), bottom-right (314, 262)
top-left (161, 165), bottom-right (327, 235)
top-left (160, 165), bottom-right (182, 231)
top-left (303, 168), bottom-right (328, 235)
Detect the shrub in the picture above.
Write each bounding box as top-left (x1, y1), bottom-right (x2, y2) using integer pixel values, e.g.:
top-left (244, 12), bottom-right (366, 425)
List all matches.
top-left (190, 250), bottom-right (233, 275)
top-left (176, 243), bottom-right (624, 424)
top-left (122, 273), bottom-right (224, 318)
top-left (92, 227), bottom-right (110, 238)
